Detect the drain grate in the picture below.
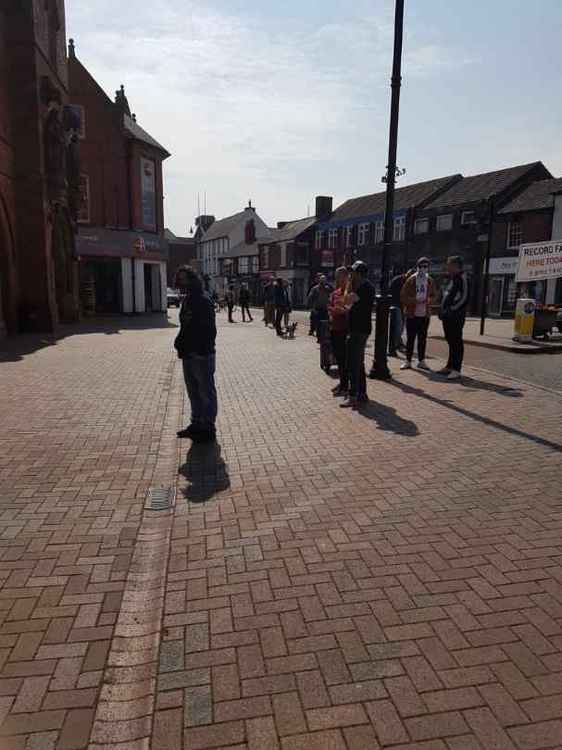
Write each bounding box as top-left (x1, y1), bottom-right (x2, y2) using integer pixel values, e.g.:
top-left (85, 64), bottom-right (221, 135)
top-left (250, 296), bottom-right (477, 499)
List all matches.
top-left (145, 486), bottom-right (176, 511)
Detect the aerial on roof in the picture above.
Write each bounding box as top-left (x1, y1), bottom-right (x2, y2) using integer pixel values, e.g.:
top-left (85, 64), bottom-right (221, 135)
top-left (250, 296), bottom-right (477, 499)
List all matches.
top-left (499, 177), bottom-right (562, 214)
top-left (426, 162), bottom-right (550, 210)
top-left (123, 114), bottom-right (170, 157)
top-left (260, 217), bottom-right (317, 244)
top-left (329, 174), bottom-right (462, 223)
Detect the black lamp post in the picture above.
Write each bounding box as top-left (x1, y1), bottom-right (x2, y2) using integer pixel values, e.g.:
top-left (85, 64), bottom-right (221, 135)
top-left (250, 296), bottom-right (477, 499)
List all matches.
top-left (370, 0), bottom-right (405, 380)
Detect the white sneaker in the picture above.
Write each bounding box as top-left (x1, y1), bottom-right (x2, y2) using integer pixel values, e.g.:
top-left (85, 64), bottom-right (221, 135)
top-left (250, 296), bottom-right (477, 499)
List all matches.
top-left (447, 370), bottom-right (461, 381)
top-left (417, 360), bottom-right (430, 370)
top-left (400, 361), bottom-right (412, 370)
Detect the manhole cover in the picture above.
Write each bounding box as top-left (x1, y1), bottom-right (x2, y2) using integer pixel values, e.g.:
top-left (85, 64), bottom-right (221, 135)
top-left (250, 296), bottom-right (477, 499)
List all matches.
top-left (145, 486), bottom-right (176, 511)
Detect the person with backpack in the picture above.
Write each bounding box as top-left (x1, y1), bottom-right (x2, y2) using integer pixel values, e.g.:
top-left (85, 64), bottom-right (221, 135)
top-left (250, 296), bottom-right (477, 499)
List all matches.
top-left (438, 255), bottom-right (470, 380)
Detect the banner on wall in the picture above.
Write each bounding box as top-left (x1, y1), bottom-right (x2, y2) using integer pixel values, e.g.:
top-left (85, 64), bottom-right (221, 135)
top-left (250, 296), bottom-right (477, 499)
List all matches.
top-left (516, 241), bottom-right (562, 283)
top-left (140, 158), bottom-right (156, 229)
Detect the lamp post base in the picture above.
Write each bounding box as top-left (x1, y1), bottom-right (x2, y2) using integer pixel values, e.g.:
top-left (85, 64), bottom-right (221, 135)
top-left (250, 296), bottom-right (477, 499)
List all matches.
top-left (369, 294), bottom-right (392, 381)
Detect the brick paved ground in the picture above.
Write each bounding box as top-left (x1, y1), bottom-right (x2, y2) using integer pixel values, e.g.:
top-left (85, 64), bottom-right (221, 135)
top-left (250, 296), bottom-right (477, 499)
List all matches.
top-left (1, 312), bottom-right (562, 748)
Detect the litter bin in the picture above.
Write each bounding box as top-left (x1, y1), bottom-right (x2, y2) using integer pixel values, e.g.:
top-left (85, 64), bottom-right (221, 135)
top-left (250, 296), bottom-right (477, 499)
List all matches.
top-left (513, 298), bottom-right (536, 343)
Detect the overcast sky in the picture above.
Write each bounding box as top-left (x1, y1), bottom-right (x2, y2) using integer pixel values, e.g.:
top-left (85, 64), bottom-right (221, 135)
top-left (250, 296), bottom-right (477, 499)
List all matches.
top-left (66, 0), bottom-right (562, 235)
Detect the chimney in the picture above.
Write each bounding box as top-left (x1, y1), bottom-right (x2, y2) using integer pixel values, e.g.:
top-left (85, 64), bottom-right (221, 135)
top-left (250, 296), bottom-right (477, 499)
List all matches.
top-left (315, 196), bottom-right (333, 220)
top-left (68, 38), bottom-right (76, 59)
top-left (196, 215), bottom-right (215, 232)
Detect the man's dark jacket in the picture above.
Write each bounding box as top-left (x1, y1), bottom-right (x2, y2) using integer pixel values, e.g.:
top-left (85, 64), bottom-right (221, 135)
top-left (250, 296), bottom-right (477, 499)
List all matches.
top-left (174, 290), bottom-right (217, 357)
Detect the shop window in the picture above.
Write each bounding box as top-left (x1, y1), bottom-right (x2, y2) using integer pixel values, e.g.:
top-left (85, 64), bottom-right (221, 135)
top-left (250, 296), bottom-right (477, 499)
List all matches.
top-left (393, 216), bottom-right (406, 242)
top-left (358, 223), bottom-right (369, 246)
top-left (77, 174), bottom-right (90, 223)
top-left (436, 214), bottom-right (453, 231)
top-left (507, 221), bottom-right (522, 250)
top-left (414, 218), bottom-right (429, 235)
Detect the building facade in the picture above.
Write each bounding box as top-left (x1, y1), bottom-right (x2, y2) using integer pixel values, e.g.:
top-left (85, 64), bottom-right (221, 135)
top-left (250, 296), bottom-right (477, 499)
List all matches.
top-left (1, 0), bottom-right (81, 335)
top-left (258, 216), bottom-right (317, 308)
top-left (68, 43), bottom-right (170, 315)
top-left (313, 177), bottom-right (462, 287)
top-left (492, 177), bottom-right (562, 315)
top-left (165, 229), bottom-right (197, 286)
top-left (199, 203), bottom-right (270, 295)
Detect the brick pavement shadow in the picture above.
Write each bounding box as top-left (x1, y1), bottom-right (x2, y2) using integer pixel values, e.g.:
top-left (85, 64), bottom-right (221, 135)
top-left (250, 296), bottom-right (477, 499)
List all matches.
top-left (178, 442), bottom-right (231, 504)
top-left (0, 315), bottom-right (178, 362)
top-left (415, 368), bottom-right (523, 397)
top-left (391, 380), bottom-right (562, 453)
top-left (355, 401), bottom-right (420, 437)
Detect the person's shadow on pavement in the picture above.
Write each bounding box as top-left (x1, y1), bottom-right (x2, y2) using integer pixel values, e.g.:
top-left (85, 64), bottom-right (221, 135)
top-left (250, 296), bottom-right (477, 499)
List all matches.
top-left (178, 442), bottom-right (231, 504)
top-left (415, 368), bottom-right (523, 397)
top-left (355, 401), bottom-right (420, 437)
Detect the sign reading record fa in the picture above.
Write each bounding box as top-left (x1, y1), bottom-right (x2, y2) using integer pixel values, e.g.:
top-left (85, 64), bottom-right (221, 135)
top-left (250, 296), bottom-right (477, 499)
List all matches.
top-left (516, 241), bottom-right (562, 283)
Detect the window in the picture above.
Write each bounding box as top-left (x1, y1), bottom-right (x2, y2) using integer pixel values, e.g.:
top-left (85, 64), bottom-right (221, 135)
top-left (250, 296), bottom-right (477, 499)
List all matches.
top-left (374, 221), bottom-right (384, 244)
top-left (414, 218), bottom-right (429, 235)
top-left (345, 226), bottom-right (353, 247)
top-left (262, 248), bottom-right (269, 270)
top-left (507, 221), bottom-right (522, 250)
top-left (77, 174), bottom-right (90, 223)
top-left (461, 210), bottom-right (477, 226)
top-left (436, 214), bottom-right (453, 232)
top-left (245, 220), bottom-right (256, 244)
top-left (328, 229), bottom-right (338, 249)
top-left (239, 257), bottom-right (249, 274)
top-left (315, 231), bottom-right (323, 250)
top-left (358, 223), bottom-right (369, 246)
top-left (280, 244), bottom-right (287, 267)
top-left (140, 158), bottom-right (156, 229)
top-left (251, 256), bottom-right (259, 274)
top-left (393, 216), bottom-right (406, 242)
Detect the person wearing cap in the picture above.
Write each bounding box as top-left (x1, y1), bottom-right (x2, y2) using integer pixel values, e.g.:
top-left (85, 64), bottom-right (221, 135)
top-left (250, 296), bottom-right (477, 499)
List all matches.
top-left (340, 260), bottom-right (375, 409)
top-left (174, 266), bottom-right (218, 443)
top-left (399, 257), bottom-right (435, 371)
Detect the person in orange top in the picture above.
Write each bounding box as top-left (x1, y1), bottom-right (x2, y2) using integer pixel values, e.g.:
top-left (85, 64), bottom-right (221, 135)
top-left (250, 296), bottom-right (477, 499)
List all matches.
top-left (400, 257), bottom-right (436, 370)
top-left (328, 266), bottom-right (350, 396)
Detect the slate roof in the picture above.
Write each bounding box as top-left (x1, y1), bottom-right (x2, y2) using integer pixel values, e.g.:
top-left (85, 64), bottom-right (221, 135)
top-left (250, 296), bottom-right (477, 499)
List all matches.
top-left (426, 162), bottom-right (548, 210)
top-left (498, 178), bottom-right (562, 214)
top-left (202, 210), bottom-right (251, 242)
top-left (329, 174), bottom-right (462, 223)
top-left (123, 114), bottom-right (170, 157)
top-left (259, 216), bottom-right (317, 244)
top-left (224, 238), bottom-right (270, 259)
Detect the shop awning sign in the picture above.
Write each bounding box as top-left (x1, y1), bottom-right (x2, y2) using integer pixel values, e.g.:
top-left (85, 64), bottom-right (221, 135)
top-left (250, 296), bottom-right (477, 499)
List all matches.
top-left (516, 241), bottom-right (562, 283)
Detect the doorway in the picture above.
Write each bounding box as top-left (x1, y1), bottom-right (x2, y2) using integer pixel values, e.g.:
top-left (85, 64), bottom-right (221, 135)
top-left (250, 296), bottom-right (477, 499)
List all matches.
top-left (144, 264), bottom-right (153, 311)
top-left (488, 276), bottom-right (504, 317)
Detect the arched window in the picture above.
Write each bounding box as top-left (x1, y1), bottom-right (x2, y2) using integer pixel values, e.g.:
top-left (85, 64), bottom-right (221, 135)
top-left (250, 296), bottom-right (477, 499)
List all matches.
top-left (245, 220), bottom-right (256, 244)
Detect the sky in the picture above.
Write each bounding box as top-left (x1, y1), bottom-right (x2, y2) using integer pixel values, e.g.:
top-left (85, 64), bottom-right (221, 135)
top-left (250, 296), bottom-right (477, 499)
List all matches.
top-left (66, 0), bottom-right (562, 235)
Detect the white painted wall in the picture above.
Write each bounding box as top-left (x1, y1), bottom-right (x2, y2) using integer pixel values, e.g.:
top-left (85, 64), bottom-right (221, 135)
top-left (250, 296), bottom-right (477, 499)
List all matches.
top-left (134, 258), bottom-right (145, 313)
top-left (121, 258), bottom-right (134, 313)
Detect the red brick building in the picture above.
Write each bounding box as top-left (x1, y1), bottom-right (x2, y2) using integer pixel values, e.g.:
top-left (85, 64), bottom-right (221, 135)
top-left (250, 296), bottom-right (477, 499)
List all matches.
top-left (68, 43), bottom-right (170, 314)
top-left (1, 0), bottom-right (81, 335)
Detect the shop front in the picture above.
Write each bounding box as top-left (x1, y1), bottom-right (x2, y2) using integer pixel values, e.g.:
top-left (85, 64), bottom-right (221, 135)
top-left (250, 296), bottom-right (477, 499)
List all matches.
top-left (486, 257), bottom-right (520, 317)
top-left (76, 228), bottom-right (168, 315)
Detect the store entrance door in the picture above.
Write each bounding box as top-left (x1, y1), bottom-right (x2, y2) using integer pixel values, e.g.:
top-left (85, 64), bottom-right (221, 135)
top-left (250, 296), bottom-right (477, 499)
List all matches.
top-left (144, 264), bottom-right (153, 311)
top-left (488, 277), bottom-right (504, 317)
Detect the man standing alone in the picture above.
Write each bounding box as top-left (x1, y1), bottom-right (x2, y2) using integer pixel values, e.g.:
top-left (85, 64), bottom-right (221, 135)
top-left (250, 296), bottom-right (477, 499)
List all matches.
top-left (341, 261), bottom-right (375, 409)
top-left (239, 283), bottom-right (253, 322)
top-left (174, 267), bottom-right (218, 443)
top-left (439, 255), bottom-right (470, 380)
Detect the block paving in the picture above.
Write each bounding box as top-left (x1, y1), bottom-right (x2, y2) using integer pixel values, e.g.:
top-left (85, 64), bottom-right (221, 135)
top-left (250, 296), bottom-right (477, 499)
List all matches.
top-left (1, 313), bottom-right (562, 748)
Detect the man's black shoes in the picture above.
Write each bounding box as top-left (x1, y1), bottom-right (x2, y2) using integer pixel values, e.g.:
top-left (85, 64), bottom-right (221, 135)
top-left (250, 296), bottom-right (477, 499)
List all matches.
top-left (177, 425), bottom-right (216, 443)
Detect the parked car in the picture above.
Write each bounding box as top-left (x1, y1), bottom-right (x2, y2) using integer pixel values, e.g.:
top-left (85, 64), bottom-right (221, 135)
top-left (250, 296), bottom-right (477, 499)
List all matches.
top-left (167, 288), bottom-right (181, 308)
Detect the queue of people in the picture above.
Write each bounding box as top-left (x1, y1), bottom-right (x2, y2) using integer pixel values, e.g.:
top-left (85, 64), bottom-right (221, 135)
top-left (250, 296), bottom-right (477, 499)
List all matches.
top-left (172, 256), bottom-right (470, 443)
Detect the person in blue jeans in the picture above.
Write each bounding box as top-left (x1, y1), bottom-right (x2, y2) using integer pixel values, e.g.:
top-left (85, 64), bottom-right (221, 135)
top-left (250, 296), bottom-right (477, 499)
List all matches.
top-left (340, 261), bottom-right (376, 409)
top-left (174, 266), bottom-right (218, 443)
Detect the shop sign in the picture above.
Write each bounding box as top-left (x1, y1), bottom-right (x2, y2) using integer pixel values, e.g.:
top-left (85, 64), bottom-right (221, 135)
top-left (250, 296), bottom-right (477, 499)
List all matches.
top-left (488, 257), bottom-right (519, 275)
top-left (516, 241), bottom-right (562, 282)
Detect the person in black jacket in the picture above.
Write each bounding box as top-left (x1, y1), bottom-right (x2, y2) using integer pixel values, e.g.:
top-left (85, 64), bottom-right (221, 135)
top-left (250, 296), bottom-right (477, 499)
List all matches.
top-left (273, 278), bottom-right (289, 337)
top-left (340, 260), bottom-right (375, 409)
top-left (239, 283), bottom-right (253, 322)
top-left (439, 255), bottom-right (470, 380)
top-left (174, 266), bottom-right (218, 442)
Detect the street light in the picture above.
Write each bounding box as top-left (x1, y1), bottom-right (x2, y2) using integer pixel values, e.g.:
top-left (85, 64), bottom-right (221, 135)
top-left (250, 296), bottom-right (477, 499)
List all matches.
top-left (370, 0), bottom-right (405, 380)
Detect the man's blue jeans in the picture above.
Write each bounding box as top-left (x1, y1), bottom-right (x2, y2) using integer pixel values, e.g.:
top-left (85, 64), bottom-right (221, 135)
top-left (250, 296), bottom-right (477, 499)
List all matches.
top-left (182, 355), bottom-right (218, 430)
